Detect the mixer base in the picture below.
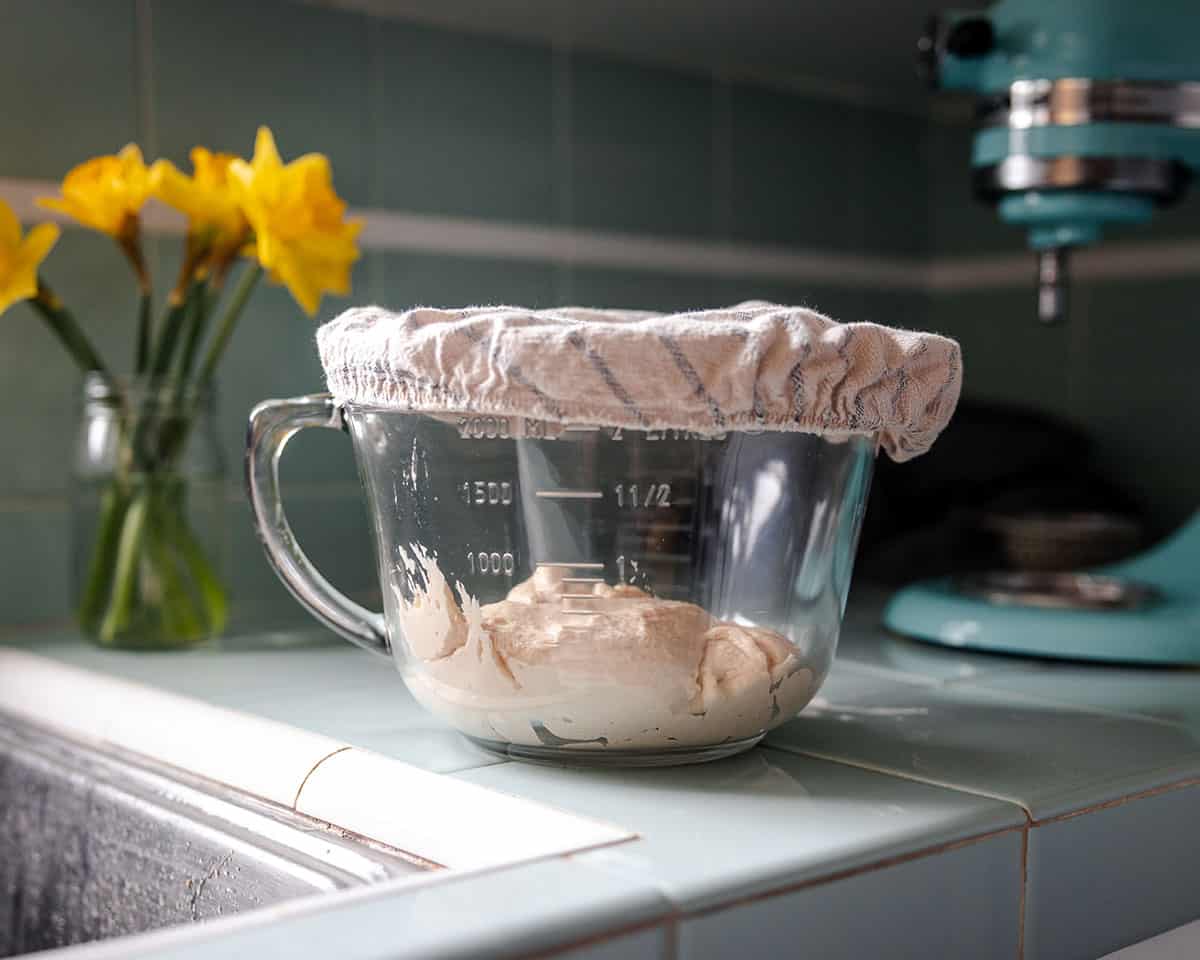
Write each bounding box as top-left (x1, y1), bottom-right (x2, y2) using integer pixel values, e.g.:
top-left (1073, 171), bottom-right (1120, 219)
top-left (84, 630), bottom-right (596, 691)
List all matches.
top-left (884, 513), bottom-right (1200, 665)
top-left (466, 734), bottom-right (764, 767)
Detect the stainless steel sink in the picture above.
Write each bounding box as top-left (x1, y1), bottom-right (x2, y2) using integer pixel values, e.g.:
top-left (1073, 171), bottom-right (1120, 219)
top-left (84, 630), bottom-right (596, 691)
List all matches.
top-left (0, 712), bottom-right (431, 956)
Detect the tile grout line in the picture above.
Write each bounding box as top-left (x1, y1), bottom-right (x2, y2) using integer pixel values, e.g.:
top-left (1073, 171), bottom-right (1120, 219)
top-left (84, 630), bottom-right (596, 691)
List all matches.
top-left (769, 731), bottom-right (1200, 936)
top-left (710, 74), bottom-right (733, 247)
top-left (0, 481), bottom-right (365, 512)
top-left (0, 621), bottom-right (74, 640)
top-left (1018, 815), bottom-right (1030, 960)
top-left (763, 743), bottom-right (1036, 817)
top-left (3, 176), bottom-right (1198, 291)
top-left (773, 743), bottom-right (1200, 830)
top-left (1031, 775), bottom-right (1200, 827)
top-left (362, 7), bottom-right (381, 303)
top-left (133, 0), bottom-right (158, 160)
top-left (930, 669), bottom-right (1196, 730)
top-left (551, 38), bottom-right (574, 305)
top-left (343, 2), bottom-right (934, 119)
top-left (665, 912), bottom-right (681, 960)
top-left (518, 820), bottom-right (1023, 960)
top-left (686, 822), bottom-right (1025, 921)
top-left (524, 913), bottom-right (679, 960)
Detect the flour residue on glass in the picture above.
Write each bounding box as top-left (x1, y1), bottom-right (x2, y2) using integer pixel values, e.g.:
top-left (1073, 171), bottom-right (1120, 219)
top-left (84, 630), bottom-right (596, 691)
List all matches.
top-left (393, 546), bottom-right (817, 750)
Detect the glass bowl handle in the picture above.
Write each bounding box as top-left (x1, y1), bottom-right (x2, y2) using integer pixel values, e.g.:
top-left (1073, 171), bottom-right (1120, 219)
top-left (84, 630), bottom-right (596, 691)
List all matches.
top-left (245, 394), bottom-right (390, 658)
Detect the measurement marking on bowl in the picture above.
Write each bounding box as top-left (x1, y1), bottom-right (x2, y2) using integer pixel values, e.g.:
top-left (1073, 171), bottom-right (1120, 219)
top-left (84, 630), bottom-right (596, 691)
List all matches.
top-left (562, 577), bottom-right (603, 585)
top-left (535, 489), bottom-right (603, 500)
top-left (562, 589), bottom-right (602, 617)
top-left (538, 561), bottom-right (605, 571)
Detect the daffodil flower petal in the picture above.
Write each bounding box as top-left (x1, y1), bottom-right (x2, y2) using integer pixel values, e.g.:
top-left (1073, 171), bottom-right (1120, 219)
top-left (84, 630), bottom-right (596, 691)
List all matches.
top-left (0, 200), bottom-right (20, 247)
top-left (229, 125), bottom-right (360, 315)
top-left (150, 150), bottom-right (246, 246)
top-left (37, 145), bottom-right (152, 237)
top-left (0, 200), bottom-right (59, 316)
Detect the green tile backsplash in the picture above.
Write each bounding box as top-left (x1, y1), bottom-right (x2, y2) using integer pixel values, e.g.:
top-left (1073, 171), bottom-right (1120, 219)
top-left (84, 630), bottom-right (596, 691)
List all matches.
top-left (369, 21), bottom-right (555, 222)
top-left (569, 55), bottom-right (714, 238)
top-left (0, 505), bottom-right (70, 630)
top-left (0, 231), bottom-right (148, 498)
top-left (1070, 276), bottom-right (1200, 528)
top-left (925, 289), bottom-right (1074, 421)
top-left (729, 87), bottom-right (871, 253)
top-left (568, 267), bottom-right (714, 314)
top-left (152, 0), bottom-right (371, 204)
top-left (369, 252), bottom-right (559, 312)
top-left (923, 121), bottom-right (1022, 257)
top-left (0, 1), bottom-right (139, 179)
top-left (1, 4), bottom-right (1196, 628)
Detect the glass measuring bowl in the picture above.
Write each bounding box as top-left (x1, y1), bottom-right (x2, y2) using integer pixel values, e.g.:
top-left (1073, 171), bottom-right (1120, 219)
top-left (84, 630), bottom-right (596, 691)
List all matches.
top-left (247, 397), bottom-right (875, 766)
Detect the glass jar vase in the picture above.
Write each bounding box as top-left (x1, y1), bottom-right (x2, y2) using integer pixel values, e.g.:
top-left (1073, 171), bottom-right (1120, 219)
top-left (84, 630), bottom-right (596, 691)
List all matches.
top-left (71, 373), bottom-right (228, 650)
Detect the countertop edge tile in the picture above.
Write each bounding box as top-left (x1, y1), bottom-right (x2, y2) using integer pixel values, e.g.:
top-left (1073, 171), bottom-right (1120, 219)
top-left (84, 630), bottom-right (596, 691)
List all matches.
top-left (780, 735), bottom-right (1200, 824)
top-left (1026, 781), bottom-right (1200, 959)
top-left (463, 749), bottom-right (1026, 914)
top-left (681, 820), bottom-right (1028, 918)
top-left (764, 740), bottom-right (1034, 813)
top-left (678, 830), bottom-right (1023, 960)
top-left (295, 747), bottom-right (636, 871)
top-left (771, 660), bottom-right (1200, 823)
top-left (545, 924), bottom-right (671, 960)
top-left (1031, 762), bottom-right (1200, 824)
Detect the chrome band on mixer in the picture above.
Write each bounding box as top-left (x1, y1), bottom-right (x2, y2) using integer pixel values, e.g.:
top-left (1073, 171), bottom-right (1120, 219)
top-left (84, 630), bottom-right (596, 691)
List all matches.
top-left (981, 78), bottom-right (1200, 130)
top-left (973, 155), bottom-right (1188, 202)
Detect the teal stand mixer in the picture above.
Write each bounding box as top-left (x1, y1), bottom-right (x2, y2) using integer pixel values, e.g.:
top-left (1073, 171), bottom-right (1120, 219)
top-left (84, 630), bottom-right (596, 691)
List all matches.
top-left (885, 0), bottom-right (1200, 663)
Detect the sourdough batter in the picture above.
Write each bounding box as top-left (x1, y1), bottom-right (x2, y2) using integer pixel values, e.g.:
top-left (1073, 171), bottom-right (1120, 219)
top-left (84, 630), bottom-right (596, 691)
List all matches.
top-left (393, 547), bottom-right (817, 751)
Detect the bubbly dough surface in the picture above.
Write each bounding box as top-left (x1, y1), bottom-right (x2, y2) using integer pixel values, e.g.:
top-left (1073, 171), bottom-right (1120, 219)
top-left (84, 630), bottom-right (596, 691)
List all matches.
top-left (395, 550), bottom-right (818, 750)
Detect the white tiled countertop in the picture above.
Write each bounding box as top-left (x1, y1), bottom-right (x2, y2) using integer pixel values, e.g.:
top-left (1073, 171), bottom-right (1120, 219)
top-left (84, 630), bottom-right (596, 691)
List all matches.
top-left (4, 585), bottom-right (1200, 960)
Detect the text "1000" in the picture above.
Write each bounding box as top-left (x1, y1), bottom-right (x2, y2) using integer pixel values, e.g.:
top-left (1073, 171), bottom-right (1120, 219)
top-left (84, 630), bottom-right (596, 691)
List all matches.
top-left (468, 551), bottom-right (516, 576)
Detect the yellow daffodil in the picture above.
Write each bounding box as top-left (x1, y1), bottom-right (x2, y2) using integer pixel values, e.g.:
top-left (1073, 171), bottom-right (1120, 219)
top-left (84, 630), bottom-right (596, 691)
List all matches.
top-left (150, 148), bottom-right (247, 249)
top-left (228, 127), bottom-right (361, 315)
top-left (38, 144), bottom-right (152, 240)
top-left (0, 198), bottom-right (60, 316)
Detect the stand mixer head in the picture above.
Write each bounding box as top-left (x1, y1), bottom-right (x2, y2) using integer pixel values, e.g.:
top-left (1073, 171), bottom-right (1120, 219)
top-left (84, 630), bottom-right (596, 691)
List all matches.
top-left (919, 0), bottom-right (1200, 322)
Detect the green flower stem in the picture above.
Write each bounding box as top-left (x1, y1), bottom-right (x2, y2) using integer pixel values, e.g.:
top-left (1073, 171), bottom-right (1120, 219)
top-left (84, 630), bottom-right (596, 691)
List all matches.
top-left (195, 263), bottom-right (262, 393)
top-left (83, 471), bottom-right (228, 648)
top-left (98, 489), bottom-right (149, 643)
top-left (121, 283), bottom-right (206, 473)
top-left (166, 485), bottom-right (228, 635)
top-left (134, 291), bottom-right (152, 375)
top-left (149, 282), bottom-right (204, 381)
top-left (175, 281), bottom-right (213, 382)
top-left (30, 286), bottom-right (113, 383)
top-left (77, 483), bottom-right (130, 633)
top-left (159, 264), bottom-right (260, 466)
top-left (144, 489), bottom-right (205, 641)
